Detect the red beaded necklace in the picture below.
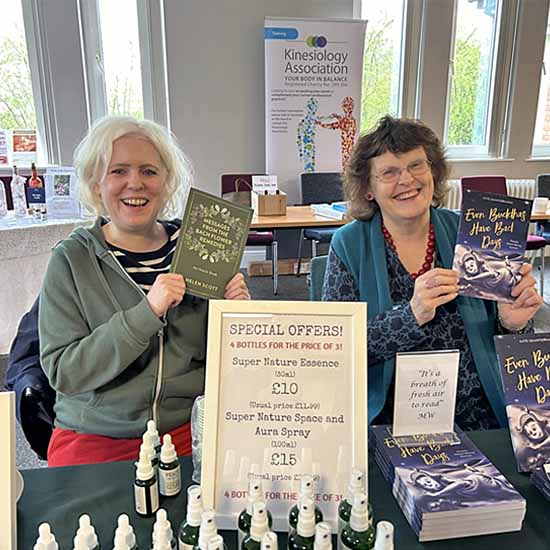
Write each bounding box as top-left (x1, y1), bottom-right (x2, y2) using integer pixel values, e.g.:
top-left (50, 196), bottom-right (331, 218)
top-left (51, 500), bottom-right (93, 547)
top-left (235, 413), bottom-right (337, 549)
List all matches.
top-left (381, 221), bottom-right (435, 280)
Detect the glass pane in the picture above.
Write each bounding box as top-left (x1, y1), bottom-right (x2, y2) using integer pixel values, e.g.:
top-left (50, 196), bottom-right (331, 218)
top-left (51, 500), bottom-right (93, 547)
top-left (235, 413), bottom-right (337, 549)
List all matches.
top-left (98, 0), bottom-right (144, 118)
top-left (532, 8), bottom-right (550, 155)
top-left (446, 0), bottom-right (499, 147)
top-left (0, 1), bottom-right (41, 166)
top-left (360, 0), bottom-right (405, 132)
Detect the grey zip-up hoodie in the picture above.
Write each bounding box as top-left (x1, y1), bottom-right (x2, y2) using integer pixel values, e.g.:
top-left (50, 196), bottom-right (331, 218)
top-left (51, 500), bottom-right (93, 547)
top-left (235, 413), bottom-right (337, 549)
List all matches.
top-left (39, 217), bottom-right (207, 437)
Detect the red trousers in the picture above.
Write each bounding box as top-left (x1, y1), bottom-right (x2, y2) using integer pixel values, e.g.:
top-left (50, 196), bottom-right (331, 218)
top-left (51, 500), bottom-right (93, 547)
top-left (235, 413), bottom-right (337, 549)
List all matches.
top-left (48, 422), bottom-right (191, 467)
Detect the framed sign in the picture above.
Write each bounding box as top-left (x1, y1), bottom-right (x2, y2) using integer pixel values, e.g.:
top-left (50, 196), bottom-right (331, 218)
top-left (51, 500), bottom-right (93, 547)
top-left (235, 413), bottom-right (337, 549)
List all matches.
top-left (201, 300), bottom-right (367, 530)
top-left (0, 392), bottom-right (16, 550)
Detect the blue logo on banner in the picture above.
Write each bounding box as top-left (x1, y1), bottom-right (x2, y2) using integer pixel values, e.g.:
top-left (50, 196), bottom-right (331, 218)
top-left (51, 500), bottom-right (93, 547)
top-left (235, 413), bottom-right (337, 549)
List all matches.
top-left (264, 28), bottom-right (298, 40)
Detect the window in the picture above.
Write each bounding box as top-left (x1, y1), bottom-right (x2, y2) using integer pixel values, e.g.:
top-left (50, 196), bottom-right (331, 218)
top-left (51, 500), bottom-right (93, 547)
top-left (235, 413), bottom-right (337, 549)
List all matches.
top-left (97, 0), bottom-right (144, 118)
top-left (360, 0), bottom-right (406, 132)
top-left (0, 1), bottom-right (41, 166)
top-left (445, 0), bottom-right (500, 154)
top-left (532, 8), bottom-right (550, 157)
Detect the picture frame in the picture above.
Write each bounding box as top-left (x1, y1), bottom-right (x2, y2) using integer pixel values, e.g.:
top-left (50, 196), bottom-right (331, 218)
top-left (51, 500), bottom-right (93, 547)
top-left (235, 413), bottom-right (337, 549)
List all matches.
top-left (201, 300), bottom-right (367, 530)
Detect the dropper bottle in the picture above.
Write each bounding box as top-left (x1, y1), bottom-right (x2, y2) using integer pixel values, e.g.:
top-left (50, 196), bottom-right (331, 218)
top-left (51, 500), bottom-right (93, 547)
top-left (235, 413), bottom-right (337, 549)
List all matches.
top-left (75, 514), bottom-right (99, 550)
top-left (207, 534), bottom-right (226, 550)
top-left (152, 508), bottom-right (176, 549)
top-left (159, 433), bottom-right (181, 497)
top-left (142, 431), bottom-right (158, 474)
top-left (288, 498), bottom-right (316, 550)
top-left (113, 514), bottom-right (137, 550)
top-left (147, 419), bottom-right (162, 460)
top-left (340, 493), bottom-right (375, 550)
top-left (289, 475), bottom-right (323, 530)
top-left (242, 501), bottom-right (269, 550)
top-left (178, 485), bottom-right (203, 550)
top-left (134, 449), bottom-right (159, 516)
top-left (34, 523), bottom-right (59, 550)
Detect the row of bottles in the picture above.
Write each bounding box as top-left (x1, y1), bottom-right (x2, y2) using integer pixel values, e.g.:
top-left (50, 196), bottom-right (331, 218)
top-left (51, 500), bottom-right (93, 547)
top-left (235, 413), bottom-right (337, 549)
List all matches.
top-left (134, 420), bottom-right (182, 517)
top-left (0, 162), bottom-right (45, 218)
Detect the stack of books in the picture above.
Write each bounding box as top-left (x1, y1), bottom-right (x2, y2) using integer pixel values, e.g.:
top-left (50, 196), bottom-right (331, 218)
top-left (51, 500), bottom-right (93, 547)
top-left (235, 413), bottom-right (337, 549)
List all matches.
top-left (370, 426), bottom-right (526, 542)
top-left (531, 465), bottom-right (550, 501)
top-left (310, 201), bottom-right (347, 220)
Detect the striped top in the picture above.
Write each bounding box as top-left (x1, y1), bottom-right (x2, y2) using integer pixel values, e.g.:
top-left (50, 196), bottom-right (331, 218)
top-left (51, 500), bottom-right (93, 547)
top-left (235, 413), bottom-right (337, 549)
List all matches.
top-left (106, 221), bottom-right (180, 292)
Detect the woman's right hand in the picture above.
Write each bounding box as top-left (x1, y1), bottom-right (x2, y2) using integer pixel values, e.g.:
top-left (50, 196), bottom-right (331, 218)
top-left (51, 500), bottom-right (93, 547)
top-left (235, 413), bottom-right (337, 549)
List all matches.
top-left (410, 268), bottom-right (459, 326)
top-left (147, 273), bottom-right (186, 317)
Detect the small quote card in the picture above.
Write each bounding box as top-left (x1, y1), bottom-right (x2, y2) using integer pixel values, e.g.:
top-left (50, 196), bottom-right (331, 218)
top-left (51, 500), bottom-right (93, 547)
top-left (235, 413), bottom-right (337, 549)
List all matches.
top-left (392, 350), bottom-right (459, 437)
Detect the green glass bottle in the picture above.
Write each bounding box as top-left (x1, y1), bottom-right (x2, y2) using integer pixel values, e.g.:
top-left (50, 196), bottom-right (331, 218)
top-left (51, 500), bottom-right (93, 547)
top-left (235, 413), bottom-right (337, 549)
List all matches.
top-left (238, 480), bottom-right (273, 547)
top-left (178, 485), bottom-right (202, 550)
top-left (242, 501), bottom-right (269, 550)
top-left (340, 494), bottom-right (375, 550)
top-left (338, 469), bottom-right (366, 549)
top-left (288, 498), bottom-right (315, 550)
top-left (288, 475), bottom-right (323, 531)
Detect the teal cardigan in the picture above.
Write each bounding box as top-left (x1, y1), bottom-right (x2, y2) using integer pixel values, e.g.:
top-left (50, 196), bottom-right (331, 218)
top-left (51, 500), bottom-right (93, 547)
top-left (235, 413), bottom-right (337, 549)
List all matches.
top-left (330, 207), bottom-right (507, 427)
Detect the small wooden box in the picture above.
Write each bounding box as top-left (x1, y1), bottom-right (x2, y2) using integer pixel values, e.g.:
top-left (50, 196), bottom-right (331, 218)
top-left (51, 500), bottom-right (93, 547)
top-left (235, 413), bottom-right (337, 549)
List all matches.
top-left (251, 191), bottom-right (287, 216)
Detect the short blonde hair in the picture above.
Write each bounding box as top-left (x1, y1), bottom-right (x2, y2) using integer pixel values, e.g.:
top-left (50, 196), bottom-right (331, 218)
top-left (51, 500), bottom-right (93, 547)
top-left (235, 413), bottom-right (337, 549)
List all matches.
top-left (74, 116), bottom-right (193, 219)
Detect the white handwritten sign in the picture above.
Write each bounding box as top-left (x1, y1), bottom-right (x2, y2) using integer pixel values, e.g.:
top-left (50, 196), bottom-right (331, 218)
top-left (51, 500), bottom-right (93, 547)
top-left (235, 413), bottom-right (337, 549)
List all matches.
top-left (252, 175), bottom-right (278, 194)
top-left (392, 350), bottom-right (459, 437)
top-left (201, 301), bottom-right (367, 530)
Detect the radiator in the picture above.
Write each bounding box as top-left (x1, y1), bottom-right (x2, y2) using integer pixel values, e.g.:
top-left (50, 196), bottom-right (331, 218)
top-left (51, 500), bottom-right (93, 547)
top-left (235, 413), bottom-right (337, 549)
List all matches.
top-left (444, 179), bottom-right (536, 210)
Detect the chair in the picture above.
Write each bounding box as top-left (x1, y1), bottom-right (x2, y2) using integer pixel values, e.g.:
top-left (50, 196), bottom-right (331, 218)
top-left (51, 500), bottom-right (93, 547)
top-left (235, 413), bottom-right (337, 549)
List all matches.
top-left (309, 255), bottom-right (328, 301)
top-left (460, 175), bottom-right (547, 294)
top-left (4, 297), bottom-right (55, 460)
top-left (221, 174), bottom-right (278, 294)
top-left (296, 172), bottom-right (344, 276)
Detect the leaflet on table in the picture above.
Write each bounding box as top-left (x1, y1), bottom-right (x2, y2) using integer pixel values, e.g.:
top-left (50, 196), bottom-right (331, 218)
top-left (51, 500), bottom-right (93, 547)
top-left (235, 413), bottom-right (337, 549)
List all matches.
top-left (453, 189), bottom-right (531, 302)
top-left (494, 332), bottom-right (550, 472)
top-left (310, 203), bottom-right (346, 220)
top-left (44, 167), bottom-right (81, 218)
top-left (392, 350), bottom-right (459, 437)
top-left (201, 301), bottom-right (367, 530)
top-left (171, 188), bottom-right (252, 299)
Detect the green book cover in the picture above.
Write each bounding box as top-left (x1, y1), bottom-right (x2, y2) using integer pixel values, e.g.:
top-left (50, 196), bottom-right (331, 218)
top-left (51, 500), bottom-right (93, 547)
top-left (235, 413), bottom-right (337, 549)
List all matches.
top-left (171, 188), bottom-right (253, 299)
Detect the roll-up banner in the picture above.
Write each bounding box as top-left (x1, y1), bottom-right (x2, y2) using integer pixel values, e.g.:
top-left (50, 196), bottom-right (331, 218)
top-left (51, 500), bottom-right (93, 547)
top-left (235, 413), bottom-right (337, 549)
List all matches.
top-left (265, 17), bottom-right (367, 204)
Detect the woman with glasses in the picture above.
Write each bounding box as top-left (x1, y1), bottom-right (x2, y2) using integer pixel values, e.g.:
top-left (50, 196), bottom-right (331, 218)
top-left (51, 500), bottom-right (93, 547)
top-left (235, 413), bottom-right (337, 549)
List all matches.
top-left (322, 116), bottom-right (542, 431)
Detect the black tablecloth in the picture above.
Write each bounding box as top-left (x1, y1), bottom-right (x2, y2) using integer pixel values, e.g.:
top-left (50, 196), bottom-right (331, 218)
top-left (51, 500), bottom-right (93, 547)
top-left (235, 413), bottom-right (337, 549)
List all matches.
top-left (17, 429), bottom-right (550, 549)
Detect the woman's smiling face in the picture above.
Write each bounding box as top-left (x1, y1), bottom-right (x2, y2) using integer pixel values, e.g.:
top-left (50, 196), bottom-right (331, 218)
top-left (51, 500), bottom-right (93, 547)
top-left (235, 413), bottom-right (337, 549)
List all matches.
top-left (368, 147), bottom-right (434, 226)
top-left (95, 133), bottom-right (167, 237)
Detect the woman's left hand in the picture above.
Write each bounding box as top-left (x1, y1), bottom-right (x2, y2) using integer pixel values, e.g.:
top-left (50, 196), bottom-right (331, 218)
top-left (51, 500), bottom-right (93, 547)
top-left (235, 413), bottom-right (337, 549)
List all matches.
top-left (224, 272), bottom-right (251, 300)
top-left (497, 263), bottom-right (543, 331)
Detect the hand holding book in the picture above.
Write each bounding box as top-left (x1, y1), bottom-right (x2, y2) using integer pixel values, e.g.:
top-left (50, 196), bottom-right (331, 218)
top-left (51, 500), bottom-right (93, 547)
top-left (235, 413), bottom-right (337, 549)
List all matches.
top-left (147, 273), bottom-right (187, 317)
top-left (497, 262), bottom-right (542, 331)
top-left (410, 268), bottom-right (459, 326)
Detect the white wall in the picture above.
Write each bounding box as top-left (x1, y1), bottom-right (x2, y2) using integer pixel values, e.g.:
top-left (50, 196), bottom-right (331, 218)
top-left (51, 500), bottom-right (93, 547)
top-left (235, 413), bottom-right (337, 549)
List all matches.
top-left (163, 0), bottom-right (353, 197)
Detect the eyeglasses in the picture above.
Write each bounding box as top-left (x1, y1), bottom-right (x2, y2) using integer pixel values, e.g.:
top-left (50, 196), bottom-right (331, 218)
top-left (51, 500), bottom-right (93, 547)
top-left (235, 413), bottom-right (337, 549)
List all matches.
top-left (374, 159), bottom-right (432, 184)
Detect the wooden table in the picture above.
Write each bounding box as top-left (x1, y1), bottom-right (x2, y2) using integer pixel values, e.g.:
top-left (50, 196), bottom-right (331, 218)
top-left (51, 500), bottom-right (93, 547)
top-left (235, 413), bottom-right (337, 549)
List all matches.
top-left (250, 205), bottom-right (346, 230)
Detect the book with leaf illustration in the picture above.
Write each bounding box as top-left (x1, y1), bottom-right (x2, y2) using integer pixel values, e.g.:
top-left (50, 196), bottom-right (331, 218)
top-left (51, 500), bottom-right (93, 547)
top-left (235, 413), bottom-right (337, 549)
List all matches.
top-left (171, 188), bottom-right (253, 299)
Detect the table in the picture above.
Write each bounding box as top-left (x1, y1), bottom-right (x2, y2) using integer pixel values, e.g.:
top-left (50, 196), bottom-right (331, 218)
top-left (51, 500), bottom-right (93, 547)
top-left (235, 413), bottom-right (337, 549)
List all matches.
top-left (0, 213), bottom-right (90, 354)
top-left (17, 430), bottom-right (550, 549)
top-left (250, 206), bottom-right (346, 230)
